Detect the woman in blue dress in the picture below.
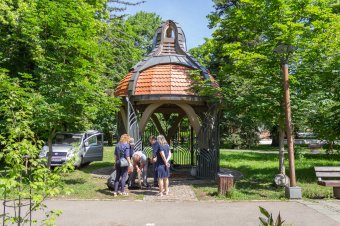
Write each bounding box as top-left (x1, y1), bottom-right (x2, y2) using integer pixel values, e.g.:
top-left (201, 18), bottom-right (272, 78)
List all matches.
top-left (156, 135), bottom-right (171, 196)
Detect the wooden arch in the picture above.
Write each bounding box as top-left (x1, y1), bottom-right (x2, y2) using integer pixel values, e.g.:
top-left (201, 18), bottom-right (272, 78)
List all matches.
top-left (138, 103), bottom-right (201, 136)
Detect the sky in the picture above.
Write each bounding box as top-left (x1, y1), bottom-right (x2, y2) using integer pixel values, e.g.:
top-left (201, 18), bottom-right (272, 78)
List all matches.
top-left (124, 0), bottom-right (215, 50)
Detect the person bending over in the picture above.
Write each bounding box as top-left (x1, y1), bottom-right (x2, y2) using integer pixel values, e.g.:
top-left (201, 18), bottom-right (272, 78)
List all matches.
top-left (130, 151), bottom-right (148, 187)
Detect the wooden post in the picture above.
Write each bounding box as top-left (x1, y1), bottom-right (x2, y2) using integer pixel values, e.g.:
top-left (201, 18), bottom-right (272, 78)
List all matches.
top-left (218, 174), bottom-right (234, 195)
top-left (190, 126), bottom-right (194, 166)
top-left (282, 63), bottom-right (296, 187)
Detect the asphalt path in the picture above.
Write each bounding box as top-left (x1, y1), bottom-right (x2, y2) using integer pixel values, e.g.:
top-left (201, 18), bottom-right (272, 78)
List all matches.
top-left (3, 199), bottom-right (339, 226)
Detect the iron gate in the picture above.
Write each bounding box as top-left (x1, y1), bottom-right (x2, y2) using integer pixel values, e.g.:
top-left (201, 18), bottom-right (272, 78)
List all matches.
top-left (142, 117), bottom-right (195, 166)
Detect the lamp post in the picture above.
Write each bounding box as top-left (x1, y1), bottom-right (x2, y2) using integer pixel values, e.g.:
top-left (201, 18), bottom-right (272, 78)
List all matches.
top-left (274, 44), bottom-right (302, 199)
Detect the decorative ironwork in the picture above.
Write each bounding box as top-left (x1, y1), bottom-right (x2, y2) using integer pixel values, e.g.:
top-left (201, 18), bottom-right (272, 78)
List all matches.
top-left (143, 146), bottom-right (153, 159)
top-left (126, 97), bottom-right (143, 153)
top-left (142, 122), bottom-right (157, 158)
top-left (195, 105), bottom-right (220, 178)
top-left (142, 116), bottom-right (195, 166)
top-left (171, 144), bottom-right (194, 165)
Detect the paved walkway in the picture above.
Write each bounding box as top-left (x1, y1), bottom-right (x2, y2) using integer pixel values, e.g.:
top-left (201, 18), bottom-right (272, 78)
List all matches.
top-left (143, 180), bottom-right (198, 201)
top-left (4, 200), bottom-right (339, 226)
top-left (299, 199), bottom-right (340, 223)
top-left (3, 167), bottom-right (340, 225)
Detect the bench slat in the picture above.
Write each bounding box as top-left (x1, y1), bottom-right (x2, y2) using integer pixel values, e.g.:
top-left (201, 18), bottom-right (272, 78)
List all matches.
top-left (314, 167), bottom-right (340, 172)
top-left (316, 172), bottom-right (340, 177)
top-left (318, 180), bottom-right (340, 187)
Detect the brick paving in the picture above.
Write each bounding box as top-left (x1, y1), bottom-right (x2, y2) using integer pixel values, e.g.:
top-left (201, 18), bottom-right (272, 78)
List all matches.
top-left (298, 199), bottom-right (340, 224)
top-left (143, 179), bottom-right (198, 201)
top-left (91, 166), bottom-right (236, 202)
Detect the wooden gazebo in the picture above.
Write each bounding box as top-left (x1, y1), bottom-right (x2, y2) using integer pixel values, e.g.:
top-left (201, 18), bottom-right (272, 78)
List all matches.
top-left (114, 20), bottom-right (220, 178)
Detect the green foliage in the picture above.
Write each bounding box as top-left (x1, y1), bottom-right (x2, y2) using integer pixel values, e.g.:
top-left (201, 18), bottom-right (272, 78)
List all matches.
top-left (190, 70), bottom-right (222, 98)
top-left (0, 1), bottom-right (162, 143)
top-left (191, 0), bottom-right (340, 145)
top-left (0, 0), bottom-right (162, 224)
top-left (0, 72), bottom-right (74, 224)
top-left (222, 133), bottom-right (243, 149)
top-left (106, 11), bottom-right (162, 86)
top-left (126, 11), bottom-right (162, 54)
top-left (259, 206), bottom-right (285, 226)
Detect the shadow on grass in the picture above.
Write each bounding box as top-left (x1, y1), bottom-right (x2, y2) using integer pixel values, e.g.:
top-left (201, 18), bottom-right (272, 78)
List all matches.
top-left (79, 161), bottom-right (113, 173)
top-left (96, 188), bottom-right (114, 196)
top-left (63, 178), bottom-right (87, 185)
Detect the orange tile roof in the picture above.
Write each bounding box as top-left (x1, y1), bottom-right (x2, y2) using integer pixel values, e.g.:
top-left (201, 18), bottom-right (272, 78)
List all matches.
top-left (135, 64), bottom-right (195, 96)
top-left (114, 64), bottom-right (197, 97)
top-left (114, 71), bottom-right (132, 97)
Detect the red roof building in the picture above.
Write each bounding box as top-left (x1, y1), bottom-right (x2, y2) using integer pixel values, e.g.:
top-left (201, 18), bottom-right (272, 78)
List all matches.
top-left (114, 20), bottom-right (213, 100)
top-left (114, 20), bottom-right (220, 178)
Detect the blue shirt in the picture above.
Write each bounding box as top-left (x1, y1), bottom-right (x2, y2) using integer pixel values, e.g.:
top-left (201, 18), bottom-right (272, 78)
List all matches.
top-left (151, 142), bottom-right (160, 157)
top-left (114, 143), bottom-right (130, 159)
top-left (156, 144), bottom-right (170, 166)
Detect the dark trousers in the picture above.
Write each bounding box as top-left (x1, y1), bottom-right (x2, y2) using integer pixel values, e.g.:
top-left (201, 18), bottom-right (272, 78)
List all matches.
top-left (153, 164), bottom-right (158, 185)
top-left (114, 165), bottom-right (128, 193)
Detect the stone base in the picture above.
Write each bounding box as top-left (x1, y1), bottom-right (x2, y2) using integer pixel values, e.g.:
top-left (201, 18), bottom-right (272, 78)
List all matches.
top-left (333, 187), bottom-right (340, 199)
top-left (285, 186), bottom-right (302, 199)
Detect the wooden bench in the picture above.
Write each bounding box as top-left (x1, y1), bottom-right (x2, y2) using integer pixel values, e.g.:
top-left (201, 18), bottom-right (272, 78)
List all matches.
top-left (309, 143), bottom-right (323, 150)
top-left (315, 167), bottom-right (340, 199)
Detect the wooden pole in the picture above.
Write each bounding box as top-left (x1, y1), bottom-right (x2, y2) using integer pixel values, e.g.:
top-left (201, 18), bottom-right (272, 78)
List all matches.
top-left (190, 126), bottom-right (194, 166)
top-left (282, 63), bottom-right (296, 187)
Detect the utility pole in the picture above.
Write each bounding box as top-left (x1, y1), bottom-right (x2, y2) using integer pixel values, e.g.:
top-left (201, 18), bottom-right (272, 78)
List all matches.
top-left (282, 62), bottom-right (296, 187)
top-left (274, 44), bottom-right (301, 199)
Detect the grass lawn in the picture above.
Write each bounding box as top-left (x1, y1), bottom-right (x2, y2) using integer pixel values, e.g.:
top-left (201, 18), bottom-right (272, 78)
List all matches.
top-left (59, 145), bottom-right (340, 201)
top-left (192, 149), bottom-right (340, 200)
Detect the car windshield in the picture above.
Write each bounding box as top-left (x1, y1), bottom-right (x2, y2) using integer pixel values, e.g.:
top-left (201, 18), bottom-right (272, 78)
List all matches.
top-left (54, 134), bottom-right (82, 145)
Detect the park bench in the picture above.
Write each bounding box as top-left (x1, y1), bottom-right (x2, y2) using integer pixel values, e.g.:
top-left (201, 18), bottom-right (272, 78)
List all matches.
top-left (309, 143), bottom-right (323, 150)
top-left (308, 142), bottom-right (323, 153)
top-left (314, 166), bottom-right (340, 199)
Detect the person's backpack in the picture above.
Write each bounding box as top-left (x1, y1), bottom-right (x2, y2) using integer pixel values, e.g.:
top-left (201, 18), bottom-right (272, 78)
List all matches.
top-left (107, 170), bottom-right (116, 190)
top-left (106, 169), bottom-right (130, 190)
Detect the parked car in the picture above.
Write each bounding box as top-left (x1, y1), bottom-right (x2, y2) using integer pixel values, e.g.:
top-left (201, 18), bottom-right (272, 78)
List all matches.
top-left (39, 130), bottom-right (103, 167)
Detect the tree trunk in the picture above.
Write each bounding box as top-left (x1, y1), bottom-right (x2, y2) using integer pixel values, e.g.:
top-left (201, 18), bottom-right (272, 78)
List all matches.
top-left (107, 131), bottom-right (113, 146)
top-left (328, 141), bottom-right (334, 154)
top-left (47, 128), bottom-right (56, 169)
top-left (278, 126), bottom-right (285, 174)
top-left (271, 125), bottom-right (279, 147)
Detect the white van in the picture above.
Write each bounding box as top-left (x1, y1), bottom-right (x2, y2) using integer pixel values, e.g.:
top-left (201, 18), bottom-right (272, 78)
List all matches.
top-left (39, 130), bottom-right (104, 167)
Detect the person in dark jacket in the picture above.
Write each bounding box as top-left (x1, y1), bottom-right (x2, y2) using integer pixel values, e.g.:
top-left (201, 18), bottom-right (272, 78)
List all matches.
top-left (155, 135), bottom-right (171, 196)
top-left (149, 135), bottom-right (160, 187)
top-left (113, 134), bottom-right (132, 196)
top-left (129, 137), bottom-right (135, 157)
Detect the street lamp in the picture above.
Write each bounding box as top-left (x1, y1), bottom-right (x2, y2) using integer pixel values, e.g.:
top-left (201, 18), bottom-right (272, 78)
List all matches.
top-left (274, 44), bottom-right (302, 199)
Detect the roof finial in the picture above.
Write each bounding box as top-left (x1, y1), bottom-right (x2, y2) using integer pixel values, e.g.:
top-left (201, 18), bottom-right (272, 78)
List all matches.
top-left (151, 20), bottom-right (187, 54)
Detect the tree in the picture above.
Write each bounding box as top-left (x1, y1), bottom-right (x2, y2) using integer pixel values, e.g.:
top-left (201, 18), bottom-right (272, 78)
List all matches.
top-left (190, 0), bottom-right (339, 176)
top-left (0, 0), bottom-right (163, 224)
top-left (0, 0), bottom-right (125, 167)
top-left (92, 12), bottom-right (162, 142)
top-left (126, 11), bottom-right (163, 54)
top-left (0, 71), bottom-right (73, 225)
top-left (191, 0), bottom-right (339, 147)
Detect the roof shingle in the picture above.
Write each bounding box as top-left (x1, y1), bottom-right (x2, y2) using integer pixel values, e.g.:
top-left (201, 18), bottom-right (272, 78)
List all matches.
top-left (114, 71), bottom-right (132, 97)
top-left (114, 64), bottom-right (196, 97)
top-left (135, 64), bottom-right (194, 96)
